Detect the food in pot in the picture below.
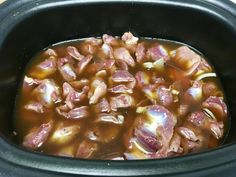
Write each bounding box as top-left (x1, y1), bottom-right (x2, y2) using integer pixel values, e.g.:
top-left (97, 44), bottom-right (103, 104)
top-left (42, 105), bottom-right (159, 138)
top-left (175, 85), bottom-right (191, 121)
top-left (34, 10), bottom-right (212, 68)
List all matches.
top-left (14, 32), bottom-right (228, 160)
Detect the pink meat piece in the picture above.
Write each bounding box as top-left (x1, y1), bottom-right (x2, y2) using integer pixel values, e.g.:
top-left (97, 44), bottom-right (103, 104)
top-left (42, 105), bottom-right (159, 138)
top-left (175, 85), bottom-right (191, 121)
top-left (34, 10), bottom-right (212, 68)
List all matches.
top-left (135, 71), bottom-right (150, 88)
top-left (134, 128), bottom-right (162, 152)
top-left (152, 76), bottom-right (166, 86)
top-left (142, 84), bottom-right (157, 103)
top-left (110, 94), bottom-right (134, 111)
top-left (63, 82), bottom-right (89, 109)
top-left (101, 43), bottom-right (114, 59)
top-left (66, 86), bottom-right (89, 109)
top-left (76, 140), bottom-right (98, 159)
top-left (209, 121), bottom-right (224, 139)
top-left (168, 133), bottom-right (183, 154)
top-left (181, 139), bottom-right (200, 153)
top-left (102, 34), bottom-right (118, 45)
top-left (57, 56), bottom-right (77, 81)
top-left (22, 121), bottom-right (53, 150)
top-left (67, 46), bottom-right (84, 61)
top-left (37, 56), bottom-right (57, 73)
top-left (178, 127), bottom-right (198, 142)
top-left (187, 111), bottom-right (206, 126)
top-left (62, 82), bottom-right (75, 97)
top-left (135, 43), bottom-right (146, 63)
top-left (69, 79), bottom-right (89, 89)
top-left (23, 76), bottom-right (41, 93)
top-left (33, 79), bottom-right (61, 107)
top-left (203, 82), bottom-right (219, 97)
top-left (125, 105), bottom-right (177, 159)
top-left (86, 60), bottom-right (115, 74)
top-left (112, 70), bottom-right (135, 83)
top-left (114, 47), bottom-right (135, 67)
top-left (156, 86), bottom-right (173, 107)
top-left (171, 46), bottom-right (201, 75)
top-left (140, 105), bottom-right (177, 158)
top-left (121, 32), bottom-right (139, 45)
top-left (76, 55), bottom-right (93, 74)
top-left (80, 40), bottom-right (100, 55)
top-left (202, 96), bottom-right (227, 120)
top-left (115, 59), bottom-right (129, 71)
top-left (56, 104), bottom-right (70, 118)
top-left (44, 48), bottom-right (57, 57)
top-left (24, 102), bottom-right (44, 113)
top-left (94, 98), bottom-right (111, 113)
top-left (194, 58), bottom-right (212, 75)
top-left (108, 84), bottom-right (133, 94)
top-left (146, 105), bottom-right (176, 144)
top-left (103, 59), bottom-right (116, 69)
top-left (184, 80), bottom-right (203, 104)
top-left (67, 106), bottom-right (89, 119)
top-left (57, 56), bottom-right (74, 68)
top-left (187, 111), bottom-right (224, 139)
top-left (89, 79), bottom-right (107, 104)
top-left (96, 113), bottom-right (124, 125)
top-left (59, 63), bottom-right (77, 81)
top-left (146, 44), bottom-right (168, 61)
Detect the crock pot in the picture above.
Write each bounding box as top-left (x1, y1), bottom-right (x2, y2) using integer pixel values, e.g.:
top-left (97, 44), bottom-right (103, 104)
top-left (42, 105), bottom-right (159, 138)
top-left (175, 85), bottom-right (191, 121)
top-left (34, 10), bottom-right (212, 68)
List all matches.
top-left (0, 0), bottom-right (236, 176)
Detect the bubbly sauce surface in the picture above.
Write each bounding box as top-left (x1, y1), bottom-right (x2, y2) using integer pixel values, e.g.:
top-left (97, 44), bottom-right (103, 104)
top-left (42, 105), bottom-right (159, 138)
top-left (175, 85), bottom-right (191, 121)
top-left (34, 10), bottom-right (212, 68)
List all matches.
top-left (14, 32), bottom-right (228, 160)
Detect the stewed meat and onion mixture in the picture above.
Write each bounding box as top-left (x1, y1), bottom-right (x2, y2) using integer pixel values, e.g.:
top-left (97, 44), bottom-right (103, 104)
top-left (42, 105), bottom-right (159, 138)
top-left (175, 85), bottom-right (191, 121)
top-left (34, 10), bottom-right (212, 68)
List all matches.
top-left (15, 32), bottom-right (228, 160)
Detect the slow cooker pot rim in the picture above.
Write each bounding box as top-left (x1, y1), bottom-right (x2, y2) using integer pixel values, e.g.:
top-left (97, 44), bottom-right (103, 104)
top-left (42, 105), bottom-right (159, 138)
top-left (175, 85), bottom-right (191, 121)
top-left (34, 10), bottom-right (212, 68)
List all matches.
top-left (0, 0), bottom-right (236, 176)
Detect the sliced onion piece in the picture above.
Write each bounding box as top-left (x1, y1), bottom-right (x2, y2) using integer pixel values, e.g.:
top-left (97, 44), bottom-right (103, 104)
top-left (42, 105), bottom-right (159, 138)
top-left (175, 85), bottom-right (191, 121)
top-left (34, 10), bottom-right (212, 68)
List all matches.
top-left (132, 138), bottom-right (152, 154)
top-left (50, 123), bottom-right (80, 145)
top-left (136, 106), bottom-right (147, 114)
top-left (95, 113), bottom-right (124, 125)
top-left (171, 88), bottom-right (179, 95)
top-left (203, 108), bottom-right (217, 120)
top-left (142, 62), bottom-right (154, 69)
top-left (142, 58), bottom-right (165, 72)
top-left (153, 58), bottom-right (165, 72)
top-left (195, 72), bottom-right (216, 81)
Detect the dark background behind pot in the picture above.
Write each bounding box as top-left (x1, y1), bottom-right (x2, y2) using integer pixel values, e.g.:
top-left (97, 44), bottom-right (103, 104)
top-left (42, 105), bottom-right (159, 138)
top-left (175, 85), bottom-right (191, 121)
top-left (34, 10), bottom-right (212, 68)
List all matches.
top-left (0, 0), bottom-right (236, 176)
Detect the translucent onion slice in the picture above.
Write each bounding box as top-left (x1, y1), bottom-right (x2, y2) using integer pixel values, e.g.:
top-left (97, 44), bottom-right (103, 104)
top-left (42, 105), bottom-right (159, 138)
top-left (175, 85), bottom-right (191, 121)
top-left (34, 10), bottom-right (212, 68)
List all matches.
top-left (203, 108), bottom-right (217, 120)
top-left (95, 114), bottom-right (124, 125)
top-left (136, 106), bottom-right (147, 114)
top-left (132, 138), bottom-right (152, 154)
top-left (124, 139), bottom-right (150, 160)
top-left (142, 58), bottom-right (165, 72)
top-left (195, 72), bottom-right (216, 81)
top-left (50, 123), bottom-right (80, 145)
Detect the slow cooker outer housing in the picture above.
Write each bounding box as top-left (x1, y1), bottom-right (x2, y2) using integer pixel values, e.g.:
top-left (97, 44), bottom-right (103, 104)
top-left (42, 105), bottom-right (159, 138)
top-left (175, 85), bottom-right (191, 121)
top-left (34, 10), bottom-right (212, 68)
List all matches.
top-left (0, 0), bottom-right (236, 176)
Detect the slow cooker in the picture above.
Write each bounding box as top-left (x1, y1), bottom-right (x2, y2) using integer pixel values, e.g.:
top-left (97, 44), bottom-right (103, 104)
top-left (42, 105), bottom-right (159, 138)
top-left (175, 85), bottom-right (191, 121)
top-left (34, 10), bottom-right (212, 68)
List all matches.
top-left (0, 0), bottom-right (236, 176)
